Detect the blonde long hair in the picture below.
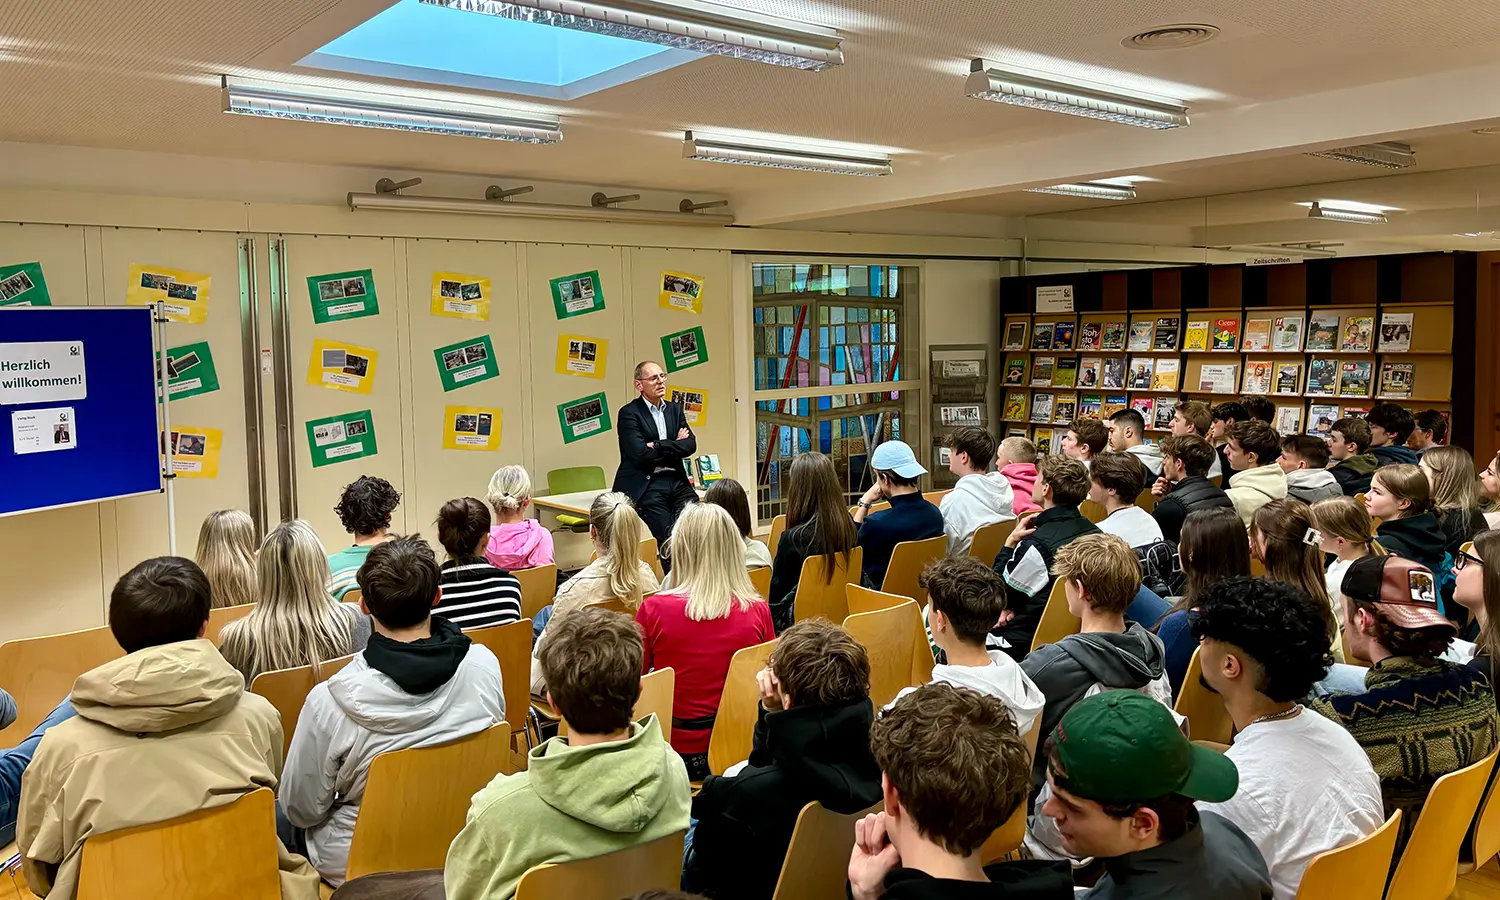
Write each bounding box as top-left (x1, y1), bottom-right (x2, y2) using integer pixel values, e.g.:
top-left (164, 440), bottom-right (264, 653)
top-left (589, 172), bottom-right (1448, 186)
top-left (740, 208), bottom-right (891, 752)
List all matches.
top-left (591, 492), bottom-right (651, 610)
top-left (1423, 445), bottom-right (1483, 522)
top-left (1310, 496), bottom-right (1388, 557)
top-left (670, 504), bottom-right (759, 622)
top-left (486, 466), bottom-right (532, 516)
top-left (195, 509), bottom-right (258, 609)
top-left (1252, 499), bottom-right (1337, 642)
top-left (218, 520), bottom-right (354, 683)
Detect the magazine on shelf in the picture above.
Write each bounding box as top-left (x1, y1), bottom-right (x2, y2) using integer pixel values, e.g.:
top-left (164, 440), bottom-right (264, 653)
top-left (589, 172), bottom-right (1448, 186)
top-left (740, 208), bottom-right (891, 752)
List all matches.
top-left (1338, 361), bottom-right (1373, 397)
top-left (1151, 358), bottom-right (1180, 392)
top-left (1102, 358), bottom-right (1127, 390)
top-left (1272, 315), bottom-right (1305, 352)
top-left (1031, 356), bottom-right (1056, 387)
top-left (1198, 363), bottom-right (1239, 393)
top-left (1378, 313), bottom-right (1414, 352)
top-left (1077, 357), bottom-right (1103, 389)
top-left (1306, 358), bottom-right (1339, 396)
top-left (1102, 394), bottom-right (1129, 419)
top-left (1032, 322), bottom-right (1055, 351)
top-left (1340, 316), bottom-right (1374, 352)
top-left (1100, 321), bottom-right (1128, 351)
top-left (1242, 360), bottom-right (1272, 395)
top-left (1007, 425), bottom-right (1028, 438)
top-left (1344, 405), bottom-right (1370, 419)
top-left (1308, 404), bottom-right (1340, 436)
top-left (1127, 320), bottom-right (1153, 352)
top-left (1379, 362), bottom-right (1414, 399)
top-left (1052, 321), bottom-right (1076, 350)
top-left (1004, 320), bottom-right (1028, 350)
top-left (1275, 406), bottom-right (1303, 436)
top-left (1053, 356), bottom-right (1079, 388)
top-left (942, 360), bottom-right (982, 379)
top-left (1131, 396), bottom-right (1156, 422)
top-left (1212, 319), bottom-right (1240, 351)
top-left (1183, 320), bottom-right (1210, 352)
top-left (1273, 362), bottom-right (1302, 395)
top-left (1079, 393), bottom-right (1103, 418)
top-left (1079, 321), bottom-right (1102, 351)
top-left (1003, 357), bottom-right (1027, 386)
top-left (1004, 392), bottom-right (1028, 421)
top-left (1053, 393), bottom-right (1078, 424)
top-left (1153, 317), bottom-right (1180, 351)
top-left (1034, 427), bottom-right (1056, 453)
top-left (1128, 357), bottom-right (1156, 390)
top-left (1243, 317), bottom-right (1273, 352)
top-left (1153, 397), bottom-right (1178, 431)
top-left (1307, 315), bottom-right (1340, 352)
top-left (1031, 392), bottom-right (1055, 423)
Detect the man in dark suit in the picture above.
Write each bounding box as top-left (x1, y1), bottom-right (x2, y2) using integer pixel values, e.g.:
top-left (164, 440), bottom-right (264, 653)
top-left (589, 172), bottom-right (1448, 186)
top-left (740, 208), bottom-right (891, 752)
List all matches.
top-left (614, 361), bottom-right (698, 560)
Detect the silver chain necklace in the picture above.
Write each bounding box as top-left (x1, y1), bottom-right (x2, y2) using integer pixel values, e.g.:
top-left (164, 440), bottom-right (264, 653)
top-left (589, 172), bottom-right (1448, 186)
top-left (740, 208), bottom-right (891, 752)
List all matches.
top-left (1249, 704), bottom-right (1303, 727)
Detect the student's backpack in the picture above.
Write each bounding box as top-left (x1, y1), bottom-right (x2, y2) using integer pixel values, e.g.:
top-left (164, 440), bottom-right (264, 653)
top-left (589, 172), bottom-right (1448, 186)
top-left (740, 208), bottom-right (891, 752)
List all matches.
top-left (1137, 540), bottom-right (1184, 598)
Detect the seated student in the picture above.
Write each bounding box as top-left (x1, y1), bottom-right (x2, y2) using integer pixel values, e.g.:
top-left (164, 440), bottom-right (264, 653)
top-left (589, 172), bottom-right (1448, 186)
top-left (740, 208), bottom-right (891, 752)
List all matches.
top-left (1210, 401), bottom-right (1250, 483)
top-left (1151, 435), bottom-right (1234, 544)
top-left (847, 684), bottom-right (1072, 900)
top-left (18, 557), bottom-right (320, 900)
top-left (1022, 534), bottom-right (1170, 790)
top-left (1193, 577), bottom-right (1384, 900)
top-left (1089, 453), bottom-right (1164, 549)
top-left (1279, 435), bottom-right (1342, 504)
top-left (445, 607), bottom-right (690, 900)
top-left (1251, 500), bottom-right (1341, 642)
top-left (704, 478), bottom-right (774, 570)
top-left (766, 453), bottom-right (858, 632)
top-left (1105, 409), bottom-right (1162, 494)
top-left (1311, 496), bottom-right (1387, 619)
top-left (1041, 693), bottom-right (1272, 899)
top-left (328, 476), bottom-right (402, 600)
top-left (434, 498), bottom-right (523, 630)
top-left (195, 508), bottom-right (259, 609)
top-left (0, 689), bottom-right (73, 847)
top-left (991, 455), bottom-right (1099, 660)
top-left (1365, 403), bottom-right (1420, 468)
top-left (1484, 451), bottom-right (1500, 530)
top-left (1421, 446), bottom-right (1488, 557)
top-left (1311, 555), bottom-right (1499, 851)
top-left (1154, 509), bottom-right (1252, 696)
top-left (1224, 421), bottom-right (1288, 527)
top-left (998, 437), bottom-right (1042, 516)
top-left (1241, 396), bottom-right (1275, 425)
top-left (483, 466), bottom-right (554, 571)
top-left (281, 536), bottom-right (505, 887)
top-left (1060, 417), bottom-right (1109, 470)
top-left (685, 619), bottom-right (882, 900)
top-left (1456, 532), bottom-right (1500, 694)
top-left (896, 557), bottom-right (1044, 734)
top-left (939, 426), bottom-right (1016, 555)
top-left (1326, 417), bottom-right (1379, 497)
top-left (219, 520), bottom-right (373, 685)
top-left (1365, 464), bottom-right (1449, 577)
top-left (1408, 409), bottom-right (1447, 457)
top-left (1167, 400), bottom-right (1224, 481)
top-left (853, 440), bottom-right (944, 588)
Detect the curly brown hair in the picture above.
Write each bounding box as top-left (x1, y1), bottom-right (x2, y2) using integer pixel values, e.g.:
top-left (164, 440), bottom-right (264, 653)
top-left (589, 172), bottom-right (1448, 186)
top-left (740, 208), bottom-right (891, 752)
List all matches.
top-left (770, 618), bottom-right (870, 707)
top-left (335, 475), bottom-right (401, 536)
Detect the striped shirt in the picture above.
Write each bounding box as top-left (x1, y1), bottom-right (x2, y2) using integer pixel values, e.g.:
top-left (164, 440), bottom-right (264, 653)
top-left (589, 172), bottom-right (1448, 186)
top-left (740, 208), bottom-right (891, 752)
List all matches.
top-left (437, 557), bottom-right (523, 630)
top-left (327, 544), bottom-right (375, 601)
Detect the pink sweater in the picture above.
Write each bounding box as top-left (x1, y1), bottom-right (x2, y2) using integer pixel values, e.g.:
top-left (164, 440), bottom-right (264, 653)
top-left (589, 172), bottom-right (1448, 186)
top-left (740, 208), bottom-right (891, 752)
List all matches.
top-left (1000, 463), bottom-right (1041, 515)
top-left (484, 520), bottom-right (554, 571)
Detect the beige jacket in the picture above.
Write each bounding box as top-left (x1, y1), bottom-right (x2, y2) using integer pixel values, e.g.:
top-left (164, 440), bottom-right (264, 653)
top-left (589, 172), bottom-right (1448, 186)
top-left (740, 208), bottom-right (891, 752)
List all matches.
top-left (530, 558), bottom-right (659, 694)
top-left (17, 639), bottom-right (319, 900)
top-left (1225, 463), bottom-right (1289, 527)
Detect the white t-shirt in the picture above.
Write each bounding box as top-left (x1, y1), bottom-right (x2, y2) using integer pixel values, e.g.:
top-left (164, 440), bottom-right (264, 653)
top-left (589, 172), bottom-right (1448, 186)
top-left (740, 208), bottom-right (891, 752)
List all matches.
top-left (1324, 557), bottom-right (1357, 630)
top-left (1198, 709), bottom-right (1385, 900)
top-left (1096, 505), bottom-right (1163, 549)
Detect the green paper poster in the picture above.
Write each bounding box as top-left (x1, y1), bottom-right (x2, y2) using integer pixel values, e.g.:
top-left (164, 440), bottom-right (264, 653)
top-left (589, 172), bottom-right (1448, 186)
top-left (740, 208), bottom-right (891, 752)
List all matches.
top-left (158, 341), bottom-right (221, 401)
top-left (306, 409), bottom-right (378, 467)
top-left (433, 335), bottom-right (499, 392)
top-left (557, 393), bottom-right (612, 444)
top-left (661, 326), bottom-right (708, 372)
top-left (308, 269), bottom-right (380, 323)
top-left (550, 270), bottom-right (604, 319)
top-left (0, 262), bottom-right (50, 307)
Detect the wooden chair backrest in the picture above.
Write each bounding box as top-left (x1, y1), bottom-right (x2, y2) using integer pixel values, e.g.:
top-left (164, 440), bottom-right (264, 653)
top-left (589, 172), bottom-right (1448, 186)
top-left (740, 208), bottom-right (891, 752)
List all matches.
top-left (1173, 648), bottom-right (1234, 746)
top-left (967, 520), bottom-right (1016, 565)
top-left (0, 624), bottom-right (123, 747)
top-left (1294, 809), bottom-right (1401, 900)
top-left (249, 654), bottom-right (353, 757)
top-left (768, 515), bottom-right (787, 557)
top-left (76, 788), bottom-right (281, 900)
top-left (1029, 579), bottom-right (1080, 653)
top-left (879, 535), bottom-right (948, 603)
top-left (205, 604), bottom-right (255, 644)
top-left (1249, 557), bottom-right (1268, 577)
top-left (640, 537), bottom-right (664, 583)
top-left (467, 619), bottom-right (534, 744)
top-left (845, 584), bottom-right (909, 617)
top-left (513, 829), bottom-right (686, 900)
top-left (771, 802), bottom-right (883, 900)
top-left (849, 502), bottom-right (891, 516)
top-left (707, 639), bottom-right (778, 776)
top-left (748, 566), bottom-right (772, 600)
top-left (794, 548), bottom-right (863, 624)
top-left (1079, 499), bottom-right (1108, 524)
top-left (1464, 754), bottom-right (1500, 871)
top-left (546, 668), bottom-right (675, 740)
top-left (1386, 750), bottom-right (1500, 900)
top-left (594, 597), bottom-right (631, 615)
top-left (345, 722), bottom-right (515, 881)
top-left (979, 721), bottom-right (1041, 864)
top-left (845, 601), bottom-right (926, 708)
top-left (513, 565), bottom-right (559, 621)
top-left (344, 588), bottom-right (364, 605)
top-left (1135, 489), bottom-right (1156, 513)
top-left (922, 489), bottom-right (952, 506)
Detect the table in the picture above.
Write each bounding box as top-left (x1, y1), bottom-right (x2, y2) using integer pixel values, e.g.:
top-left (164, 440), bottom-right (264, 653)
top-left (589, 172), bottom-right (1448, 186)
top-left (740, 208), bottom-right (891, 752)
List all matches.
top-left (533, 487), bottom-right (707, 519)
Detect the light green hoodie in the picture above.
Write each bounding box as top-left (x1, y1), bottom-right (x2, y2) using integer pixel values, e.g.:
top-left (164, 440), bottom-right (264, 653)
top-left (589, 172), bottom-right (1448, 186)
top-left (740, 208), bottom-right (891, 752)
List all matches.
top-left (444, 713), bottom-right (690, 900)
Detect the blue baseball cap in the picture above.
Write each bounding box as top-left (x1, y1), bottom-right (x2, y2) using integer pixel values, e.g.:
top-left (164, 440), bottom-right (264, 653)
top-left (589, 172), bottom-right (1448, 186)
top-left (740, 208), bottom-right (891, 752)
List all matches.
top-left (870, 440), bottom-right (928, 479)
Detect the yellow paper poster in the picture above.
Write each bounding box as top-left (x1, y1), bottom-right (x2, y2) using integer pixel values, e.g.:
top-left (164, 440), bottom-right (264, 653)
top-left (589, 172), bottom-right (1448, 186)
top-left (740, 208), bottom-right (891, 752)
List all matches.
top-left (308, 338), bottom-right (379, 394)
top-left (168, 426), bottom-right (222, 478)
top-left (126, 264), bottom-right (211, 324)
top-left (658, 271), bottom-right (704, 314)
top-left (555, 334), bottom-right (607, 379)
top-left (443, 406), bottom-right (502, 451)
top-left (667, 385), bottom-right (708, 426)
top-left (430, 271), bottom-right (492, 321)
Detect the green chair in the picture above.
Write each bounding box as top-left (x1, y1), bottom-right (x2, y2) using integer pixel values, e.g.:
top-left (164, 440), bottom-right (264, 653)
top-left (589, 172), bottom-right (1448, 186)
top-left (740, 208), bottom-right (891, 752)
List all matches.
top-left (547, 466), bottom-right (606, 531)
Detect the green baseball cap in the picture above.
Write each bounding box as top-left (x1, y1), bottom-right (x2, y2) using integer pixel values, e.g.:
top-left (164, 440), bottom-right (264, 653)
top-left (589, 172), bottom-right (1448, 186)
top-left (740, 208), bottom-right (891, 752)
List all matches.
top-left (1049, 691), bottom-right (1238, 805)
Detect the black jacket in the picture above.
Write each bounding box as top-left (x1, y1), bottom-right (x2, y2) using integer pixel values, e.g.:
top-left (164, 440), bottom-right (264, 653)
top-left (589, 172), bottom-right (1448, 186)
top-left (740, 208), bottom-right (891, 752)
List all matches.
top-left (1330, 452), bottom-right (1379, 496)
top-left (1151, 476), bottom-right (1234, 544)
top-left (767, 518), bottom-right (854, 633)
top-left (1372, 444), bottom-right (1421, 468)
top-left (1376, 512), bottom-right (1449, 574)
top-left (611, 396), bottom-right (697, 500)
top-left (992, 507), bottom-right (1100, 659)
top-left (687, 698), bottom-right (883, 900)
top-left (857, 861), bottom-right (1073, 900)
top-left (1086, 810), bottom-right (1272, 900)
top-left (1438, 506), bottom-right (1487, 558)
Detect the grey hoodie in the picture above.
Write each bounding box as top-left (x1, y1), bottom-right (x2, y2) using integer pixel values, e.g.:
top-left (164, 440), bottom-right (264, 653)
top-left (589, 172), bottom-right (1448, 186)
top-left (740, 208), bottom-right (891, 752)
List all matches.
top-left (1285, 467), bottom-right (1342, 504)
top-left (1021, 624), bottom-right (1169, 787)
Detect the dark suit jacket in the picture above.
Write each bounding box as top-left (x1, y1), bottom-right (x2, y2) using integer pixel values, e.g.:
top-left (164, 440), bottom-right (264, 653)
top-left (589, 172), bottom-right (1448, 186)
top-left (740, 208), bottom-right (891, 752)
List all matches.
top-left (612, 396), bottom-right (697, 500)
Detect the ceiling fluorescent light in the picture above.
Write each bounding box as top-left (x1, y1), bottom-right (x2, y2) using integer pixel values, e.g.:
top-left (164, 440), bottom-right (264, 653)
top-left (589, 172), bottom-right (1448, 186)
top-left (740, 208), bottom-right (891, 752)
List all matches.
top-left (420, 0), bottom-right (842, 71)
top-left (221, 76), bottom-right (562, 143)
top-left (965, 60), bottom-right (1189, 129)
top-left (1307, 202), bottom-right (1386, 225)
top-left (1026, 181), bottom-right (1137, 200)
top-left (682, 131), bottom-right (891, 176)
top-left (348, 191), bottom-right (732, 225)
top-left (1306, 141), bottom-right (1415, 169)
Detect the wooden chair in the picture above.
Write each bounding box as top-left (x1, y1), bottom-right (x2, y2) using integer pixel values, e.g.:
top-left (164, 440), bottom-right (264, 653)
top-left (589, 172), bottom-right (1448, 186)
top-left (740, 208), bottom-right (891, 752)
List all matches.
top-left (793, 548), bottom-right (863, 624)
top-left (513, 829), bottom-right (686, 900)
top-left (979, 722), bottom-right (1041, 864)
top-left (467, 619), bottom-right (535, 758)
top-left (546, 465), bottom-right (606, 530)
top-left (845, 584), bottom-right (909, 617)
top-left (767, 514), bottom-right (787, 557)
top-left (1293, 809), bottom-right (1401, 900)
top-left (344, 588), bottom-right (364, 605)
top-left (1249, 557), bottom-right (1268, 577)
top-left (1079, 499), bottom-right (1107, 524)
top-left (513, 565), bottom-right (558, 621)
top-left (0, 625), bottom-right (123, 747)
top-left (770, 802), bottom-right (882, 900)
top-left (75, 788), bottom-right (281, 900)
top-left (536, 668), bottom-right (675, 740)
top-left (748, 566), bottom-right (772, 600)
top-left (345, 722), bottom-right (515, 881)
top-left (879, 535), bottom-right (948, 604)
top-left (1174, 648), bottom-right (1234, 746)
top-left (850, 501), bottom-right (891, 517)
top-left (1029, 579), bottom-right (1080, 653)
top-left (707, 640), bottom-right (777, 775)
top-left (206, 603), bottom-right (255, 644)
top-left (1135, 489), bottom-right (1156, 513)
top-left (922, 489), bottom-right (952, 506)
top-left (250, 654), bottom-right (354, 757)
top-left (845, 601), bottom-right (929, 708)
top-left (1386, 749), bottom-right (1499, 900)
top-left (589, 538), bottom-right (663, 582)
top-left (967, 520), bottom-right (1016, 565)
top-left (1460, 752), bottom-right (1500, 874)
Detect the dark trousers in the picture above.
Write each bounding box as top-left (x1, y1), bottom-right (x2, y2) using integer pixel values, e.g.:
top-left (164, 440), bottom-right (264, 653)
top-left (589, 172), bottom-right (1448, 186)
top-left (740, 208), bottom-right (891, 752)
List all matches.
top-left (638, 474), bottom-right (699, 572)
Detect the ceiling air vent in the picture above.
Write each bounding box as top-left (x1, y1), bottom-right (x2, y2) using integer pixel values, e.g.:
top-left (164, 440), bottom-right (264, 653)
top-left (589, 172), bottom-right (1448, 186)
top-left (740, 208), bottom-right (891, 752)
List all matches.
top-left (1123, 24), bottom-right (1220, 50)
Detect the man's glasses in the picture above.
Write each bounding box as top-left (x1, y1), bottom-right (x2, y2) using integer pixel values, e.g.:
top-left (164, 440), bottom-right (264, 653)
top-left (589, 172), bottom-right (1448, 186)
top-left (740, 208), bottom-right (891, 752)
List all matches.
top-left (639, 374), bottom-right (667, 383)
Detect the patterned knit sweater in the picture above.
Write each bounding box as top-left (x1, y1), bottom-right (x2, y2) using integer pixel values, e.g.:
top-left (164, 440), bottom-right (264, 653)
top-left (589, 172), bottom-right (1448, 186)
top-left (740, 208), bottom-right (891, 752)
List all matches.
top-left (1310, 656), bottom-right (1499, 848)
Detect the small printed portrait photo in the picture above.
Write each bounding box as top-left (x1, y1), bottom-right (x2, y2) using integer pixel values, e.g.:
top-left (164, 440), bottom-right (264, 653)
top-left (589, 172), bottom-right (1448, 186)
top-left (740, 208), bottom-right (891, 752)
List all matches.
top-left (442, 349), bottom-right (468, 370)
top-left (53, 423), bottom-right (71, 445)
top-left (342, 277), bottom-right (367, 298)
top-left (463, 343), bottom-right (489, 365)
top-left (477, 413), bottom-right (492, 436)
top-left (322, 348), bottom-right (348, 369)
top-left (671, 332), bottom-right (698, 356)
top-left (313, 421), bottom-right (346, 445)
top-left (140, 272), bottom-right (173, 291)
top-left (345, 418), bottom-right (369, 438)
top-left (568, 339), bottom-right (583, 359)
top-left (564, 398), bottom-right (603, 424)
top-left (166, 282), bottom-right (198, 302)
top-left (176, 433), bottom-right (207, 456)
top-left (453, 414), bottom-right (479, 433)
top-left (0, 271), bottom-right (34, 299)
top-left (670, 389), bottom-right (704, 414)
top-left (318, 279), bottom-right (346, 301)
top-left (342, 354), bottom-right (370, 377)
top-left (461, 282), bottom-right (483, 301)
top-left (439, 280), bottom-right (463, 299)
top-left (574, 277), bottom-right (595, 299)
top-left (579, 341), bottom-right (597, 362)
